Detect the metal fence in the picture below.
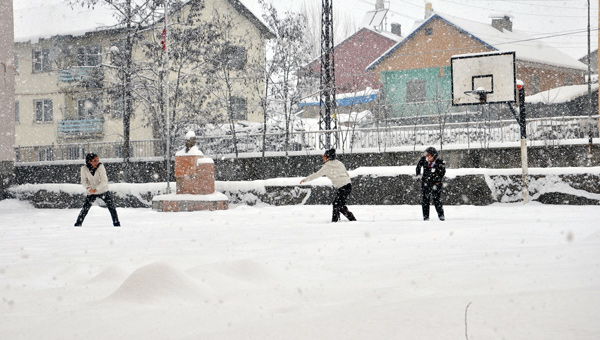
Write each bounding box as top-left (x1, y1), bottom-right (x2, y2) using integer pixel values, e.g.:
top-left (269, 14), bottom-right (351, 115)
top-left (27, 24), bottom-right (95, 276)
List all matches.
top-left (14, 115), bottom-right (599, 163)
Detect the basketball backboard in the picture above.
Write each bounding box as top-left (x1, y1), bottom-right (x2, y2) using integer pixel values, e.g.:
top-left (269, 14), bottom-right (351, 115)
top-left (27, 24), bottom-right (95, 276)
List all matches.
top-left (451, 51), bottom-right (516, 106)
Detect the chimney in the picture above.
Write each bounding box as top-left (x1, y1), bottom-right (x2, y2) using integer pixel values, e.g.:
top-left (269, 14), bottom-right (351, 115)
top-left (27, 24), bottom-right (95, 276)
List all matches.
top-left (391, 23), bottom-right (402, 37)
top-left (425, 2), bottom-right (433, 19)
top-left (376, 0), bottom-right (384, 11)
top-left (491, 15), bottom-right (513, 32)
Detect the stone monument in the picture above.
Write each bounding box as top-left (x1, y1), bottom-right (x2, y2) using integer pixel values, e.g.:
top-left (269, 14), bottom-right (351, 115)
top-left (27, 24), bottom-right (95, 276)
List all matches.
top-left (152, 131), bottom-right (229, 212)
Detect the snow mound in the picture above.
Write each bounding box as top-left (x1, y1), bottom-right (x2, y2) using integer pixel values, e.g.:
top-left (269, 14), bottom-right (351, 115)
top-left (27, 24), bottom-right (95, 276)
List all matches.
top-left (0, 199), bottom-right (34, 212)
top-left (581, 231), bottom-right (600, 244)
top-left (104, 262), bottom-right (204, 304)
top-left (187, 259), bottom-right (273, 284)
top-left (86, 265), bottom-right (130, 285)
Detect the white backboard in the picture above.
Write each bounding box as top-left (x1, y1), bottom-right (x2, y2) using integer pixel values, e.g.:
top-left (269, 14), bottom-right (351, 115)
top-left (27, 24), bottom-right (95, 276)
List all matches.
top-left (451, 51), bottom-right (516, 105)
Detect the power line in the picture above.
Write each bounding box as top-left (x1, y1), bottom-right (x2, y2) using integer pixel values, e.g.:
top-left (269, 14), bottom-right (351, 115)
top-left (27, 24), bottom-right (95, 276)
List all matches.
top-left (439, 0), bottom-right (592, 18)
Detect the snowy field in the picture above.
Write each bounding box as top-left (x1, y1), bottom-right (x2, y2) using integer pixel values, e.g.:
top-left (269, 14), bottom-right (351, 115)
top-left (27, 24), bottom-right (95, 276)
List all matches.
top-left (1, 200), bottom-right (599, 340)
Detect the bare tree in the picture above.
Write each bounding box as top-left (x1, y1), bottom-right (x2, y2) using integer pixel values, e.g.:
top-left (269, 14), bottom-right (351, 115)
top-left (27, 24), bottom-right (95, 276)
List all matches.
top-left (257, 0), bottom-right (311, 156)
top-left (137, 2), bottom-right (224, 152)
top-left (66, 0), bottom-right (164, 181)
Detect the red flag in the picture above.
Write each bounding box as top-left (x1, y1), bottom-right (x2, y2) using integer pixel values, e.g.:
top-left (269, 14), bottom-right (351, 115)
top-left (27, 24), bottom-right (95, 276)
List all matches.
top-left (161, 28), bottom-right (166, 51)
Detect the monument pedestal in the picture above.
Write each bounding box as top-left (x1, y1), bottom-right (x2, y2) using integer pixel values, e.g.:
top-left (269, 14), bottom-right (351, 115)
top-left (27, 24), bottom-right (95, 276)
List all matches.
top-left (152, 147), bottom-right (229, 212)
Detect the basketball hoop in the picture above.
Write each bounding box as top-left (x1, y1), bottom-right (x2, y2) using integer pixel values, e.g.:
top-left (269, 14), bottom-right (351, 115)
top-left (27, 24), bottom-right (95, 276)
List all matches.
top-left (463, 88), bottom-right (488, 103)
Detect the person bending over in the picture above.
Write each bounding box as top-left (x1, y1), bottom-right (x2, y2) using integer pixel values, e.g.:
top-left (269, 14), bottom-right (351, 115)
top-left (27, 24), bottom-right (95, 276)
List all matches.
top-left (301, 149), bottom-right (356, 223)
top-left (74, 153), bottom-right (121, 227)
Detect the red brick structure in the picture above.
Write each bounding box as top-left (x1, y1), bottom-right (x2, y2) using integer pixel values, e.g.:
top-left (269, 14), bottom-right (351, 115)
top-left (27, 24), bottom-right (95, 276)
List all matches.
top-left (152, 148), bottom-right (229, 212)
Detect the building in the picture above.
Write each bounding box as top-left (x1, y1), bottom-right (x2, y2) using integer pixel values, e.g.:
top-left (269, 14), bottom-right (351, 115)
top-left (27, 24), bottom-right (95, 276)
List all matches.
top-left (13, 0), bottom-right (273, 163)
top-left (0, 0), bottom-right (15, 192)
top-left (366, 11), bottom-right (588, 118)
top-left (299, 26), bottom-right (402, 118)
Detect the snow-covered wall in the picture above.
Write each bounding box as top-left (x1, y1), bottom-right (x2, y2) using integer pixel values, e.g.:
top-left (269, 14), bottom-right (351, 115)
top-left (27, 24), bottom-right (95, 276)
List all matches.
top-left (7, 167), bottom-right (600, 208)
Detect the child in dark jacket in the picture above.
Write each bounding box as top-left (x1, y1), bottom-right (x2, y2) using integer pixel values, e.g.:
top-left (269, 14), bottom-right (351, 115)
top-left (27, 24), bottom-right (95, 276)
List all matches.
top-left (416, 147), bottom-right (446, 221)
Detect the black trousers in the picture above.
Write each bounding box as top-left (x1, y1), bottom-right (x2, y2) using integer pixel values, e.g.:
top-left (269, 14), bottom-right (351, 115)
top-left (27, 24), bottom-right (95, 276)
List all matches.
top-left (75, 191), bottom-right (120, 226)
top-left (332, 183), bottom-right (356, 222)
top-left (421, 181), bottom-right (444, 219)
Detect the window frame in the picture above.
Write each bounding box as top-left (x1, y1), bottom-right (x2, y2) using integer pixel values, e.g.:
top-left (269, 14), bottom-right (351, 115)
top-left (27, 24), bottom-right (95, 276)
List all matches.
top-left (33, 48), bottom-right (52, 73)
top-left (77, 97), bottom-right (101, 120)
top-left (15, 101), bottom-right (19, 124)
top-left (34, 99), bottom-right (53, 122)
top-left (229, 96), bottom-right (247, 120)
top-left (406, 79), bottom-right (426, 103)
top-left (77, 45), bottom-right (102, 67)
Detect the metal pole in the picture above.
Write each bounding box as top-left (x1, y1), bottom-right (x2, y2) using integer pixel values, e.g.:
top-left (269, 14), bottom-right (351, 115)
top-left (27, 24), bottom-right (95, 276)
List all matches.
top-left (518, 85), bottom-right (528, 204)
top-left (319, 0), bottom-right (336, 149)
top-left (164, 0), bottom-right (171, 194)
top-left (587, 0), bottom-right (593, 163)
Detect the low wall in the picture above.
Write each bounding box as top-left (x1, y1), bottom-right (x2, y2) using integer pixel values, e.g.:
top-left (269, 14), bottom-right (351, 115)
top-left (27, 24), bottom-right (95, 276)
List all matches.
top-left (12, 144), bottom-right (599, 184)
top-left (7, 169), bottom-right (600, 208)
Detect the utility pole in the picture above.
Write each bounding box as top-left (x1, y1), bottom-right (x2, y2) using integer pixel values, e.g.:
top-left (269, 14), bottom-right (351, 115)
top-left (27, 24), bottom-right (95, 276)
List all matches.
top-left (586, 0), bottom-right (593, 162)
top-left (164, 0), bottom-right (171, 193)
top-left (319, 0), bottom-right (337, 149)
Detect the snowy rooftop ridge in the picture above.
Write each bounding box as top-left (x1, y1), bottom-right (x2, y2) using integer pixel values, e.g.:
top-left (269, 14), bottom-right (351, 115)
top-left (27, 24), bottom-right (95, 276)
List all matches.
top-left (366, 12), bottom-right (587, 72)
top-left (13, 0), bottom-right (269, 43)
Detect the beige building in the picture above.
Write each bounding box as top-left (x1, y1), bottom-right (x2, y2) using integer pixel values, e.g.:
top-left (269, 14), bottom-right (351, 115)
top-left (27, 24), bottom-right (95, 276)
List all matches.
top-left (14, 0), bottom-right (272, 162)
top-left (0, 0), bottom-right (15, 190)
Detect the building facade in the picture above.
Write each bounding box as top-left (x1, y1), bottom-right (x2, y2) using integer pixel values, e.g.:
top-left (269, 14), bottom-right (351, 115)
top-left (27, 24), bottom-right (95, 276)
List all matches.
top-left (367, 13), bottom-right (588, 118)
top-left (14, 0), bottom-right (272, 162)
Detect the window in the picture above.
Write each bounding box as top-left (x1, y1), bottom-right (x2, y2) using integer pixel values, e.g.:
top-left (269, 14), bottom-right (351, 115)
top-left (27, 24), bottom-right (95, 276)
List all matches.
top-left (34, 99), bottom-right (53, 122)
top-left (229, 96), bottom-right (247, 120)
top-left (33, 48), bottom-right (51, 72)
top-left (425, 28), bottom-right (433, 36)
top-left (77, 98), bottom-right (100, 119)
top-left (14, 53), bottom-right (18, 74)
top-left (15, 101), bottom-right (19, 123)
top-left (77, 45), bottom-right (102, 67)
top-left (223, 45), bottom-right (246, 70)
top-left (406, 79), bottom-right (426, 103)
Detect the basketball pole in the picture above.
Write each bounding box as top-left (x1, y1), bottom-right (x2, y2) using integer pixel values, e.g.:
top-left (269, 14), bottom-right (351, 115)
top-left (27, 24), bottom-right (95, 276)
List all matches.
top-left (517, 82), bottom-right (529, 204)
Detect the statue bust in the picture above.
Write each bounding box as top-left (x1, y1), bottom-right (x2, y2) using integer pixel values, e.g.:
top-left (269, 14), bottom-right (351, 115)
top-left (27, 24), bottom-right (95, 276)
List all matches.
top-left (184, 131), bottom-right (197, 153)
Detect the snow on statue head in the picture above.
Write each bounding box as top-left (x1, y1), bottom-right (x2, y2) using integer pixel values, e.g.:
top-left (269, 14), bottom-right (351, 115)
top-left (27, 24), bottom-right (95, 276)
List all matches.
top-left (178, 130), bottom-right (203, 156)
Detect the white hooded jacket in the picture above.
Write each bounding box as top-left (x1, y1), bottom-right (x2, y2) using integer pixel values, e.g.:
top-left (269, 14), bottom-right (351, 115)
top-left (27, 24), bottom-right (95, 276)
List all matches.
top-left (81, 163), bottom-right (109, 195)
top-left (302, 159), bottom-right (351, 188)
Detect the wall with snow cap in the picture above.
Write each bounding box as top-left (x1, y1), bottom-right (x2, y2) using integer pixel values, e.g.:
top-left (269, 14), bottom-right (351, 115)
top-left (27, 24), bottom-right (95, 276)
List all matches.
top-left (6, 168), bottom-right (600, 208)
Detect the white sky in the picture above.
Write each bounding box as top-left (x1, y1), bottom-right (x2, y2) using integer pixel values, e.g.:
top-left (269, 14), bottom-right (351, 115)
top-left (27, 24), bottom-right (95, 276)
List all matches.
top-left (12, 0), bottom-right (599, 59)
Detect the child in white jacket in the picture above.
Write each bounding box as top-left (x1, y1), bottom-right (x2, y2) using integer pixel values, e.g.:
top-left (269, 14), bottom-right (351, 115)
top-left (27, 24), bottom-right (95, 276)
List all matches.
top-left (74, 153), bottom-right (120, 227)
top-left (301, 149), bottom-right (356, 222)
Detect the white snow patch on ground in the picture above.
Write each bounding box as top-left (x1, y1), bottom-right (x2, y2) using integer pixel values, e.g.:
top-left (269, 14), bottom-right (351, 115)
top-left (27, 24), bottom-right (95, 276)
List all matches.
top-left (0, 200), bottom-right (599, 339)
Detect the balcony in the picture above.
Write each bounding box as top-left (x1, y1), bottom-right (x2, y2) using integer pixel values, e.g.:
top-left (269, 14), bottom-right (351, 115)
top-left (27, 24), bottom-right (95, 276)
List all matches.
top-left (57, 118), bottom-right (104, 138)
top-left (58, 66), bottom-right (103, 88)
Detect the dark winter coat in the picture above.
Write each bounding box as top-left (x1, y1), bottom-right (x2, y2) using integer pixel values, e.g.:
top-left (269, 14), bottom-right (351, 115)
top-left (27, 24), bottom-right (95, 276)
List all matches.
top-left (416, 156), bottom-right (446, 184)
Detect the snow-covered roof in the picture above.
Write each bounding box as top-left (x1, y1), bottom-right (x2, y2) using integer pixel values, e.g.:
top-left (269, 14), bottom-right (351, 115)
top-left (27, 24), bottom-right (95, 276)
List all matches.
top-left (13, 0), bottom-right (271, 43)
top-left (363, 27), bottom-right (403, 43)
top-left (526, 83), bottom-right (599, 104)
top-left (14, 2), bottom-right (117, 42)
top-left (367, 12), bottom-right (587, 72)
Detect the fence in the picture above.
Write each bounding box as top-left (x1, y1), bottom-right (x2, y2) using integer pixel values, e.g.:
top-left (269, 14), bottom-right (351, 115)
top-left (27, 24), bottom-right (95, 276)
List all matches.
top-left (14, 115), bottom-right (599, 163)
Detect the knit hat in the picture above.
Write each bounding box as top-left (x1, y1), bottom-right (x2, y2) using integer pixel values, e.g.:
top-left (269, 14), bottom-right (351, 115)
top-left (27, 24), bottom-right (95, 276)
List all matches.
top-left (324, 148), bottom-right (336, 160)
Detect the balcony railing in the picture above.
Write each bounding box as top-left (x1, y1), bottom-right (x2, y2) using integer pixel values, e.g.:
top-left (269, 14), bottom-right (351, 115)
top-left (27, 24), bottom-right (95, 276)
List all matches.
top-left (58, 66), bottom-right (103, 88)
top-left (57, 118), bottom-right (104, 137)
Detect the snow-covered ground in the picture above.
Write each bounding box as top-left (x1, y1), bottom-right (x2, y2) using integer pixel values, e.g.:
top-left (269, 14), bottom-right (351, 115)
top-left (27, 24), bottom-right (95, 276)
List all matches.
top-left (0, 199), bottom-right (599, 340)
